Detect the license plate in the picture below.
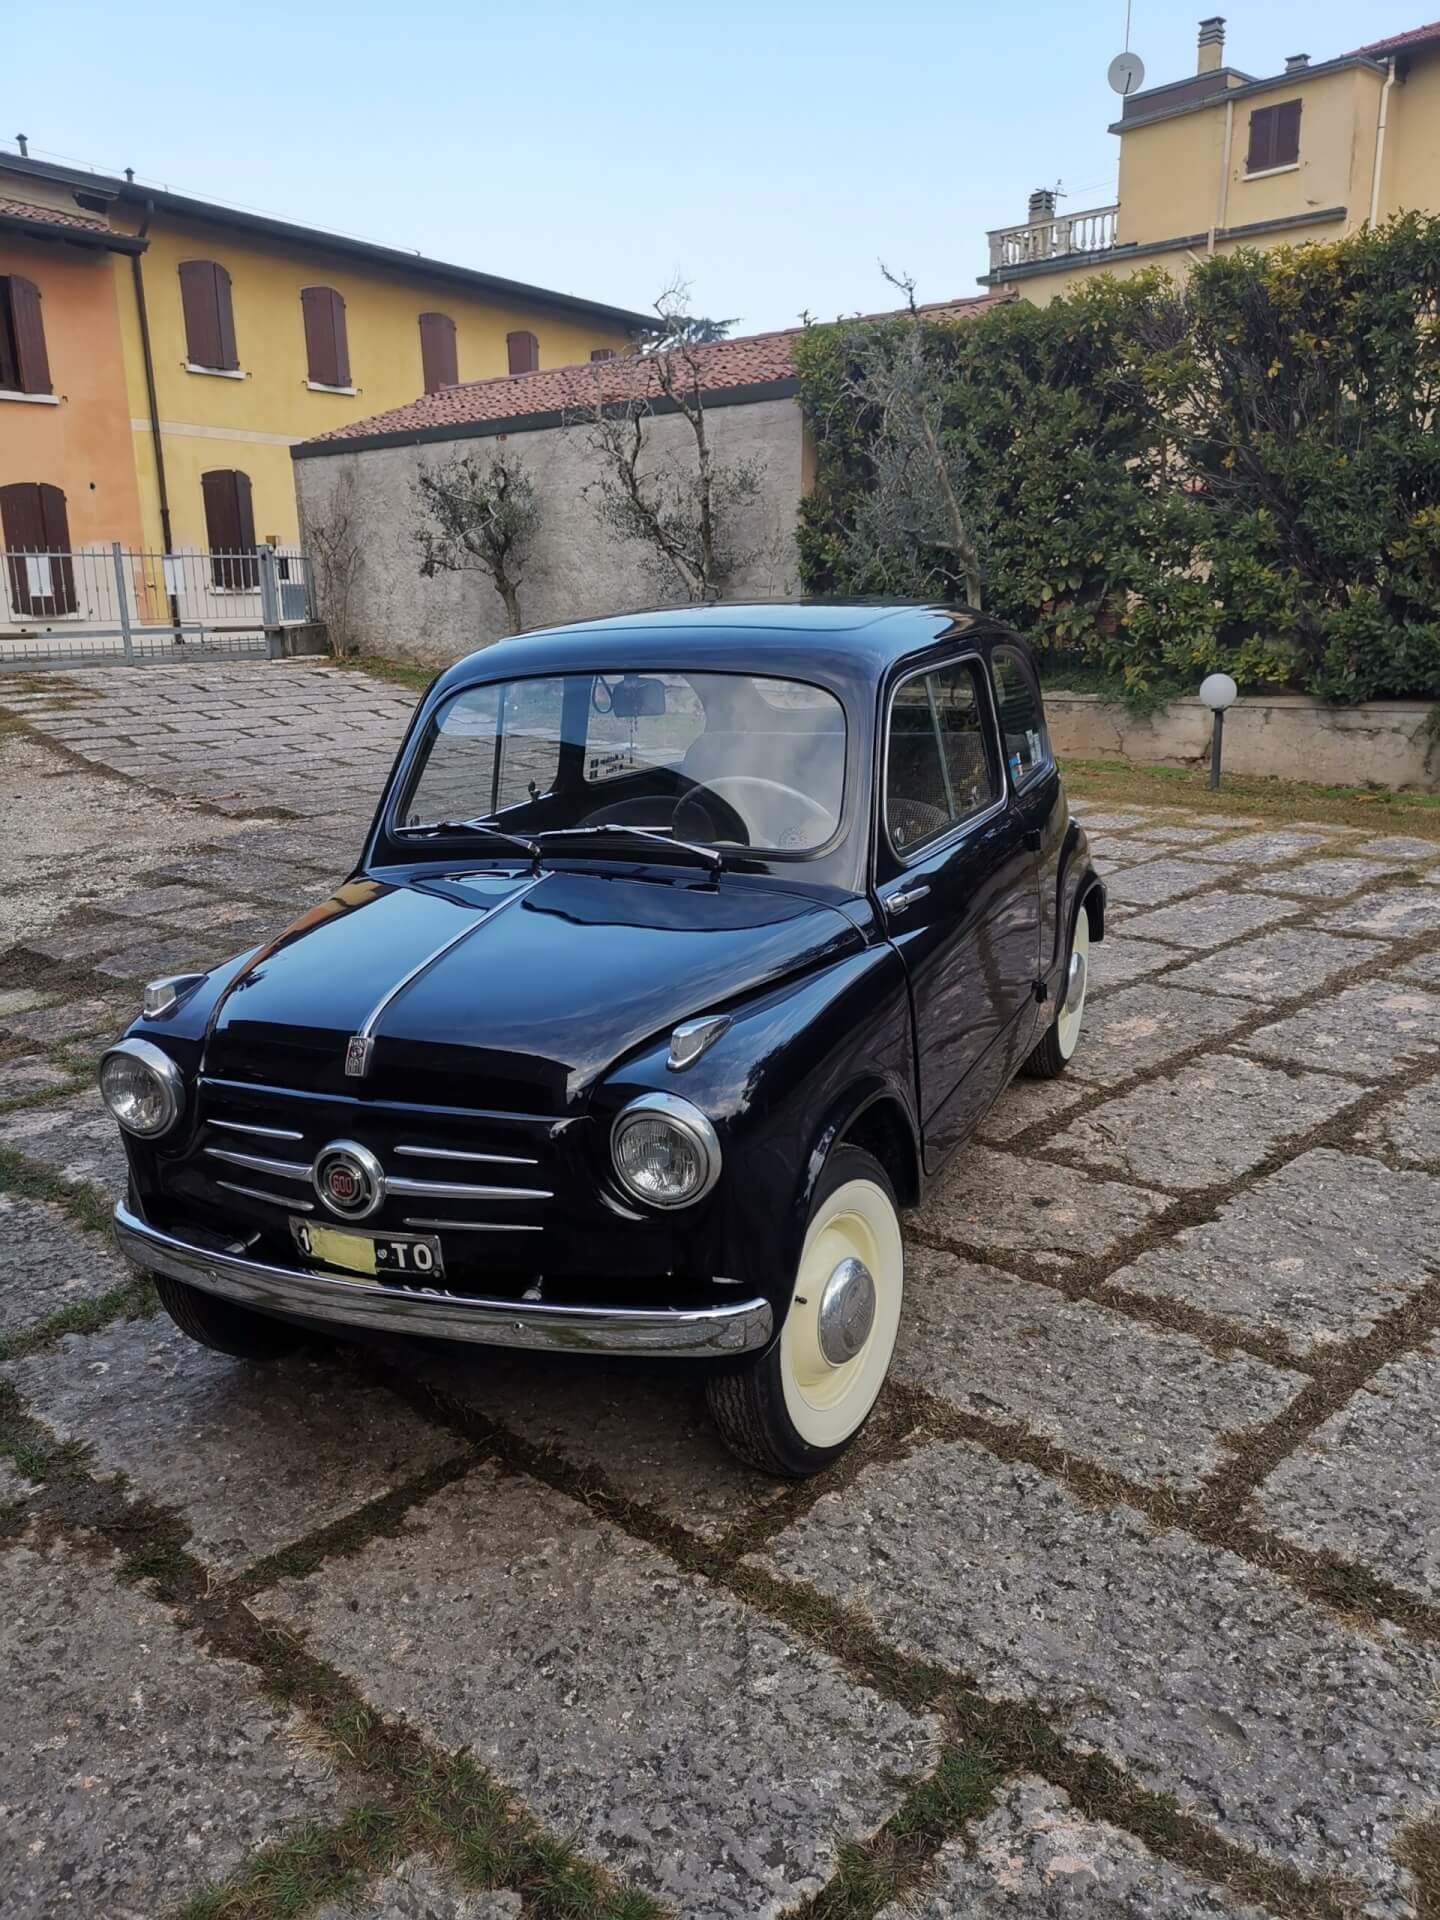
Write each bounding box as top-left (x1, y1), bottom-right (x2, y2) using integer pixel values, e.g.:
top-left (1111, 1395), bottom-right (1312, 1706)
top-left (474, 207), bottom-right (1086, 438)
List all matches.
top-left (290, 1218), bottom-right (444, 1282)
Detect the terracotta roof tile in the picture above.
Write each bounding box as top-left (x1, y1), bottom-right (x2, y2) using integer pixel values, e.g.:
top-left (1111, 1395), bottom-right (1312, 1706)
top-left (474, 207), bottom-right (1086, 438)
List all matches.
top-left (1352, 20), bottom-right (1440, 54)
top-left (0, 194), bottom-right (112, 235)
top-left (310, 294), bottom-right (1008, 445)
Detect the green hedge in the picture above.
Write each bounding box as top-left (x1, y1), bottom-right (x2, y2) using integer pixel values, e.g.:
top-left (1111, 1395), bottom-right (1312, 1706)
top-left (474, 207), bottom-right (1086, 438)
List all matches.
top-left (795, 216), bottom-right (1440, 702)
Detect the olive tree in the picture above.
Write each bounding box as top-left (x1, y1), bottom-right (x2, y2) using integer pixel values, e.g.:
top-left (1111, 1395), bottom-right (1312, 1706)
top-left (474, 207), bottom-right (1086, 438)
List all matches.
top-left (412, 448), bottom-right (540, 635)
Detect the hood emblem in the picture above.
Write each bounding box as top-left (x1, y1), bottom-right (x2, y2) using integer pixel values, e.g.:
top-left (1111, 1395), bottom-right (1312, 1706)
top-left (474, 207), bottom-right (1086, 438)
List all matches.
top-left (345, 1035), bottom-right (374, 1079)
top-left (313, 1140), bottom-right (386, 1220)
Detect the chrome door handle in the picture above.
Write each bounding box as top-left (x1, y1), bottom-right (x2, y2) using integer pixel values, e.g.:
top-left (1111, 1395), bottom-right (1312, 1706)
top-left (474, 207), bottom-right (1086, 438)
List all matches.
top-left (885, 885), bottom-right (931, 917)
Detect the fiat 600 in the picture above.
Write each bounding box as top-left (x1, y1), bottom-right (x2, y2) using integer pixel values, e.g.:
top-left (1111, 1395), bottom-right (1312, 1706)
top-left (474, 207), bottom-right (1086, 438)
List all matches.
top-left (102, 603), bottom-right (1103, 1475)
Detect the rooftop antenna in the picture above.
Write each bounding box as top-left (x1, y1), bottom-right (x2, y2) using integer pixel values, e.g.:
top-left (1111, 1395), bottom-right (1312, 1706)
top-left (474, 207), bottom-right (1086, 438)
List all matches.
top-left (1107, 0), bottom-right (1146, 94)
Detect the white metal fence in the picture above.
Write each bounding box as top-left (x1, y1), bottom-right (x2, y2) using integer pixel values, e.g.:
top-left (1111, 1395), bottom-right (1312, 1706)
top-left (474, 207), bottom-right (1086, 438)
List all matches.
top-left (0, 544), bottom-right (315, 667)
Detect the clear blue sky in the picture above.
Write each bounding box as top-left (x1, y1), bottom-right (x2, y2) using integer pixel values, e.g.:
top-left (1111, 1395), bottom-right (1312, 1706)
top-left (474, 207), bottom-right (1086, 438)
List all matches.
top-left (4, 0), bottom-right (1388, 336)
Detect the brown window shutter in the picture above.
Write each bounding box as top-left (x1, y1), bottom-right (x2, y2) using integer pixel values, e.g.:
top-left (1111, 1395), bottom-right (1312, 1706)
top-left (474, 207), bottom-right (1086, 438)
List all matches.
top-left (1274, 99), bottom-right (1302, 167)
top-left (1, 481), bottom-right (73, 615)
top-left (180, 261), bottom-right (237, 369)
top-left (419, 311), bottom-right (458, 393)
top-left (0, 281), bottom-right (19, 390)
top-left (303, 286), bottom-right (350, 387)
top-left (1245, 107), bottom-right (1272, 173)
top-left (507, 330), bottom-right (539, 375)
top-left (590, 348), bottom-right (617, 362)
top-left (203, 469), bottom-right (258, 588)
top-left (8, 277), bottom-right (50, 394)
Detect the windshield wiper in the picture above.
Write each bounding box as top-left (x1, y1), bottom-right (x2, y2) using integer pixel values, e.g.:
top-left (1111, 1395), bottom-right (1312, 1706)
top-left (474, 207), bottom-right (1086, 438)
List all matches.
top-left (394, 820), bottom-right (541, 870)
top-left (535, 824), bottom-right (723, 877)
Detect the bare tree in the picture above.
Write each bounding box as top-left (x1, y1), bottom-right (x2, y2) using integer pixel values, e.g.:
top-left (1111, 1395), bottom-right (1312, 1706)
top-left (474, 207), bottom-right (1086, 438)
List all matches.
top-left (412, 448), bottom-right (539, 635)
top-left (841, 266), bottom-right (983, 609)
top-left (578, 280), bottom-right (765, 601)
top-left (305, 468), bottom-right (363, 656)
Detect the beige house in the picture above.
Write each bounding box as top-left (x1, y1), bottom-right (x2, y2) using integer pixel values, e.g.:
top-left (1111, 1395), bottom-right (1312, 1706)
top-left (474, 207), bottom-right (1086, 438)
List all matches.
top-left (979, 15), bottom-right (1439, 304)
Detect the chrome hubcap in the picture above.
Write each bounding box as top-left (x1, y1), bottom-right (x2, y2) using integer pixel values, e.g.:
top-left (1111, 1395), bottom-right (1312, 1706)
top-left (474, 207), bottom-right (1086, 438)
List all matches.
top-left (1064, 948), bottom-right (1088, 1015)
top-left (817, 1257), bottom-right (876, 1367)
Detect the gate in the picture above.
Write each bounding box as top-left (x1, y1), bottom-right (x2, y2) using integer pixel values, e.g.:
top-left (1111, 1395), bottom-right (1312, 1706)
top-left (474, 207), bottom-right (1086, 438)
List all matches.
top-left (0, 543), bottom-right (315, 668)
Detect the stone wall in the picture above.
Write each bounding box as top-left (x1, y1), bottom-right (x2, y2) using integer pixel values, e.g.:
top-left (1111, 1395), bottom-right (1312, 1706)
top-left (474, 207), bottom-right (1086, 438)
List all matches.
top-left (293, 397), bottom-right (806, 665)
top-left (1045, 692), bottom-right (1440, 793)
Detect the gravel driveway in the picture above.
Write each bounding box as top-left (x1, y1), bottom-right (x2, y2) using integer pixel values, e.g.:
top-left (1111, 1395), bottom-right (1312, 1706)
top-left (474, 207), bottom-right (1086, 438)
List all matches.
top-left (2, 661), bottom-right (1439, 1920)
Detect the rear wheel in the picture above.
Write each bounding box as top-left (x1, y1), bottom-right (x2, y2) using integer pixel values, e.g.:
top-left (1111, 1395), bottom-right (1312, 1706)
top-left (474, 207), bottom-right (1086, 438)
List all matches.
top-left (1022, 907), bottom-right (1090, 1080)
top-left (706, 1146), bottom-right (904, 1477)
top-left (153, 1272), bottom-right (302, 1360)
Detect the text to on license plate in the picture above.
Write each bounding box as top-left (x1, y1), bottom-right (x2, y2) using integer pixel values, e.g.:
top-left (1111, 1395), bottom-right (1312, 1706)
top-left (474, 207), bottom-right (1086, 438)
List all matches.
top-left (290, 1219), bottom-right (444, 1281)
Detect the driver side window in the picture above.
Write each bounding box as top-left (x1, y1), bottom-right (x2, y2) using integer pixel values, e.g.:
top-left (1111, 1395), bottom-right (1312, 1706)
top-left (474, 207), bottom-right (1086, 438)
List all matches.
top-left (886, 659), bottom-right (1000, 855)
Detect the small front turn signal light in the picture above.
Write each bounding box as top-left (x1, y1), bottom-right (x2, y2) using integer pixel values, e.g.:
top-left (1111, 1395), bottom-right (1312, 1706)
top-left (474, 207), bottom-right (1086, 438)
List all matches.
top-left (99, 1039), bottom-right (186, 1139)
top-left (611, 1092), bottom-right (721, 1208)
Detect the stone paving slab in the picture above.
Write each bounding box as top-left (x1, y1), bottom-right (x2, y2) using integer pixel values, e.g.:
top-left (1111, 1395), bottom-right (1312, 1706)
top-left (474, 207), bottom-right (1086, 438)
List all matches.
top-left (0, 1055), bottom-right (74, 1101)
top-left (101, 883), bottom-right (217, 920)
top-left (1103, 860), bottom-right (1229, 909)
top-left (1115, 891), bottom-right (1302, 952)
top-left (878, 1777), bottom-right (1277, 1919)
top-left (0, 1536), bottom-right (345, 1919)
top-left (0, 1458), bottom-right (35, 1504)
top-left (1253, 1345), bottom-right (1440, 1605)
top-left (0, 995), bottom-right (128, 1048)
top-left (314, 1858), bottom-right (521, 1920)
top-left (4, 1319), bottom-right (464, 1571)
top-left (1127, 825), bottom-right (1232, 846)
top-left (1103, 1149), bottom-right (1440, 1356)
top-left (1163, 929), bottom-right (1377, 1003)
top-left (1349, 835), bottom-right (1440, 862)
top-left (401, 1348), bottom-right (788, 1542)
top-left (1248, 856), bottom-right (1406, 898)
top-left (0, 1196), bottom-right (130, 1338)
top-left (1044, 1055), bottom-right (1357, 1193)
top-left (1067, 982), bottom-right (1254, 1087)
top-left (913, 1145), bottom-right (1169, 1269)
top-left (0, 989), bottom-right (48, 1017)
top-left (260, 1465), bottom-right (940, 1919)
top-left (975, 1075), bottom-right (1094, 1144)
top-left (1357, 1076), bottom-right (1440, 1169)
top-left (893, 1248), bottom-right (1301, 1490)
top-left (1315, 887), bottom-right (1440, 938)
top-left (1398, 951), bottom-right (1440, 988)
top-left (93, 933), bottom-right (235, 982)
top-left (1179, 831), bottom-right (1333, 867)
top-left (756, 1440), bottom-right (1440, 1913)
top-left (1086, 935), bottom-right (1181, 991)
top-left (1239, 980), bottom-right (1440, 1080)
top-left (0, 1089), bottom-right (130, 1199)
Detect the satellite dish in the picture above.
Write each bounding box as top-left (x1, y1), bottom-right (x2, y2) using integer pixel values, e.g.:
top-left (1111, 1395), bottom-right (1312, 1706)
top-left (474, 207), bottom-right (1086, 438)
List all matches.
top-left (1108, 50), bottom-right (1145, 95)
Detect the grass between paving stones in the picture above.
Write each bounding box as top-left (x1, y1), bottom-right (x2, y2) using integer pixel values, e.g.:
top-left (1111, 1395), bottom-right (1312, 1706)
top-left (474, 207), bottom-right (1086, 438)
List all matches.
top-left (1399, 1817), bottom-right (1440, 1919)
top-left (1064, 756), bottom-right (1440, 832)
top-left (333, 654), bottom-right (435, 695)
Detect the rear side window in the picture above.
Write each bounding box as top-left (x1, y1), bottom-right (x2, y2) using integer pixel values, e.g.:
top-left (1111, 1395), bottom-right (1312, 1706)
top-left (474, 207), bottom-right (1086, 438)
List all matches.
top-left (886, 659), bottom-right (1000, 854)
top-left (991, 649), bottom-right (1050, 787)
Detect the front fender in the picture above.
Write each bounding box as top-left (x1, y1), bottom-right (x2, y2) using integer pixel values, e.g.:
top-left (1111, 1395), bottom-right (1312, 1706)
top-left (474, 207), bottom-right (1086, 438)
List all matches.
top-left (595, 939), bottom-right (915, 1320)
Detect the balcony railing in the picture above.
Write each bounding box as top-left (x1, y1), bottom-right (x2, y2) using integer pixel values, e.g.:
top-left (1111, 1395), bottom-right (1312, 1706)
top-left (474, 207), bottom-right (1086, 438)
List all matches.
top-left (987, 204), bottom-right (1120, 271)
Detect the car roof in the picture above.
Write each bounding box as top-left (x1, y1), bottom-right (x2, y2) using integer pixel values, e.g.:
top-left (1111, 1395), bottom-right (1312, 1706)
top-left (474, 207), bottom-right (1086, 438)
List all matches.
top-left (429, 600), bottom-right (997, 699)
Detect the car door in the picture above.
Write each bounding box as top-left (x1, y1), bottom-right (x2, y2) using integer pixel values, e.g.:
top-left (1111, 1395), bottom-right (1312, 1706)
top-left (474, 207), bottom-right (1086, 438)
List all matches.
top-left (874, 651), bottom-right (1040, 1172)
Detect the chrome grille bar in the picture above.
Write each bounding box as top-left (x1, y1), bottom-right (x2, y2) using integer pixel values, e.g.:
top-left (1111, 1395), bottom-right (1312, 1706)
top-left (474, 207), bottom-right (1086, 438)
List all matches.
top-left (395, 1144), bottom-right (538, 1167)
top-left (216, 1178), bottom-right (314, 1213)
top-left (403, 1216), bottom-right (542, 1233)
top-left (209, 1119), bottom-right (305, 1142)
top-left (388, 1175), bottom-right (552, 1201)
top-left (204, 1146), bottom-right (312, 1183)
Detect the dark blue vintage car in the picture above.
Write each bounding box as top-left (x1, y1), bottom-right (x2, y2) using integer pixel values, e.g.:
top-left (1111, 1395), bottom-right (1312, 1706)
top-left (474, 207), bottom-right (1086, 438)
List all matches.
top-left (101, 603), bottom-right (1104, 1475)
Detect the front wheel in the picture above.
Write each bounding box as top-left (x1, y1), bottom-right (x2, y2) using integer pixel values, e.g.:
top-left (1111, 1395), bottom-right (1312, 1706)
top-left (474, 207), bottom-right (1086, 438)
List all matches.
top-left (153, 1272), bottom-right (303, 1360)
top-left (706, 1146), bottom-right (904, 1477)
top-left (1021, 907), bottom-right (1090, 1080)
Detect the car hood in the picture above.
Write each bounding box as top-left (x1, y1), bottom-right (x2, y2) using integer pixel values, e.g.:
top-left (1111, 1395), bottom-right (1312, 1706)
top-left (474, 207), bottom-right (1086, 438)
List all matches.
top-left (203, 866), bottom-right (861, 1111)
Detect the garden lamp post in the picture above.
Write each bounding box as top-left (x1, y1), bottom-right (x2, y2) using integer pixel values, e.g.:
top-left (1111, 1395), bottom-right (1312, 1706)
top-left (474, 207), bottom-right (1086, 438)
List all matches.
top-left (1198, 673), bottom-right (1238, 790)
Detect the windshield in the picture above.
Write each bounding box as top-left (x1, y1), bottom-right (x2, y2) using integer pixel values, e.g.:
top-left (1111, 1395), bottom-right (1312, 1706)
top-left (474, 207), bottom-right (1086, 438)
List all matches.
top-left (397, 670), bottom-right (847, 857)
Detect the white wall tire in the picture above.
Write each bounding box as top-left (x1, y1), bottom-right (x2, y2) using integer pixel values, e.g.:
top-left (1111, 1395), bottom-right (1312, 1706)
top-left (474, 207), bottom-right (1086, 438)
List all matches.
top-left (706, 1146), bottom-right (903, 1476)
top-left (1021, 906), bottom-right (1090, 1080)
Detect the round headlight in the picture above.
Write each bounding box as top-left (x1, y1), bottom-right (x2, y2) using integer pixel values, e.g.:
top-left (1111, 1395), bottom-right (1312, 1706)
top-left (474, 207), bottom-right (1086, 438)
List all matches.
top-left (99, 1039), bottom-right (185, 1138)
top-left (611, 1093), bottom-right (721, 1209)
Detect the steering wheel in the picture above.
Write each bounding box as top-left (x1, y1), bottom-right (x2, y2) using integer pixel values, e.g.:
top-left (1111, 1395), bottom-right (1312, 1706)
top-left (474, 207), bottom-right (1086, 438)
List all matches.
top-left (673, 783), bottom-right (753, 847)
top-left (676, 776), bottom-right (835, 851)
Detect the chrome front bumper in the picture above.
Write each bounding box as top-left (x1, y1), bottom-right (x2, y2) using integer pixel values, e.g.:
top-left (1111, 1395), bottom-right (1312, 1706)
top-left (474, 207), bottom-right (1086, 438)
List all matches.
top-left (112, 1202), bottom-right (774, 1357)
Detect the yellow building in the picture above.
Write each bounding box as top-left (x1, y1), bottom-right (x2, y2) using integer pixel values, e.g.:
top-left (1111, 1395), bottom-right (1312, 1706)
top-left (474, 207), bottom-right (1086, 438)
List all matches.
top-left (978, 16), bottom-right (1440, 304)
top-left (0, 148), bottom-right (648, 564)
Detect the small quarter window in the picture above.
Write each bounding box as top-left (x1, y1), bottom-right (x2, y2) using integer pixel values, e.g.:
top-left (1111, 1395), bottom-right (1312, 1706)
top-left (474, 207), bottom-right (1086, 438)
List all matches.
top-left (990, 649), bottom-right (1050, 787)
top-left (886, 660), bottom-right (999, 854)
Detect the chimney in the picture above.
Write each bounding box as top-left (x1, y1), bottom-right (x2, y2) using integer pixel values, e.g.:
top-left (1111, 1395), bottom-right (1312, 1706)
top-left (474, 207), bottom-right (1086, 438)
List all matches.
top-left (1285, 52), bottom-right (1309, 70)
top-left (15, 132), bottom-right (28, 157)
top-left (1197, 16), bottom-right (1225, 73)
top-left (1028, 188), bottom-right (1057, 224)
